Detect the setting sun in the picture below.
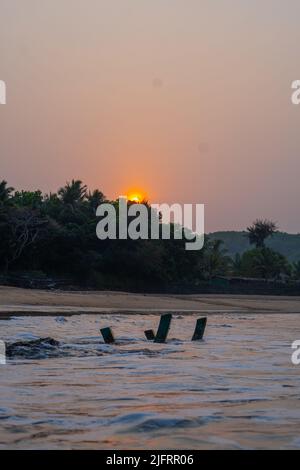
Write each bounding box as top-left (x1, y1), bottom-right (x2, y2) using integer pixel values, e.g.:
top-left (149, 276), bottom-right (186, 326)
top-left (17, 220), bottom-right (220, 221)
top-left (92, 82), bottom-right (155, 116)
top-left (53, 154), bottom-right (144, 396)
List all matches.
top-left (126, 189), bottom-right (148, 203)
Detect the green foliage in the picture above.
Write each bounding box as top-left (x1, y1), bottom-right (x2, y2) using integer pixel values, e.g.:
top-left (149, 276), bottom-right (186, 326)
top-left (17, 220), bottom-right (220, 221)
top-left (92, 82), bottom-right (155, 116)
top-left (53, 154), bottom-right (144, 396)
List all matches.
top-left (58, 179), bottom-right (87, 207)
top-left (0, 180), bottom-right (295, 289)
top-left (237, 247), bottom-right (291, 280)
top-left (200, 238), bottom-right (231, 280)
top-left (12, 190), bottom-right (43, 208)
top-left (87, 190), bottom-right (105, 214)
top-left (209, 231), bottom-right (300, 262)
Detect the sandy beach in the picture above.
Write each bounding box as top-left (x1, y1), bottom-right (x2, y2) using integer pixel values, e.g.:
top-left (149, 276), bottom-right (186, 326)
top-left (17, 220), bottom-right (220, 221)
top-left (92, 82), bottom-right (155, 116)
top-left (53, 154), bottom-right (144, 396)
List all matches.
top-left (1, 286), bottom-right (300, 315)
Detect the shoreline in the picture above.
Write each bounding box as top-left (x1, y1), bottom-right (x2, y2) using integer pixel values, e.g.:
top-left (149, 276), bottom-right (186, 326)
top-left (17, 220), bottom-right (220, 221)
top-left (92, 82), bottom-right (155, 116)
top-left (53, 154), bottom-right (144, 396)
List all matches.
top-left (1, 285), bottom-right (300, 316)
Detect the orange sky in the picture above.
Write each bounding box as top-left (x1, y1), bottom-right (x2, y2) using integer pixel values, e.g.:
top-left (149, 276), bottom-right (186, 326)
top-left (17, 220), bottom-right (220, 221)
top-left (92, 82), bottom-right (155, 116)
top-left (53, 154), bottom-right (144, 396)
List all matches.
top-left (1, 0), bottom-right (300, 232)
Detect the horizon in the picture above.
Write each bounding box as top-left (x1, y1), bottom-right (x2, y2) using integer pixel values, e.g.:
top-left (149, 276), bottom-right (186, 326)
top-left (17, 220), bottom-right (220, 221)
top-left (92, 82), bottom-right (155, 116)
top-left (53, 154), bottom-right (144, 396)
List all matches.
top-left (2, 177), bottom-right (300, 235)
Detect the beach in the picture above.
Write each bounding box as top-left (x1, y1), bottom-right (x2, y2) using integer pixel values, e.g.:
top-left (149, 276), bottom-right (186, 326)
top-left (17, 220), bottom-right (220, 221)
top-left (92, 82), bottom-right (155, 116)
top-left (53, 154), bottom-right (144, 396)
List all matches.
top-left (0, 286), bottom-right (300, 316)
top-left (1, 286), bottom-right (300, 449)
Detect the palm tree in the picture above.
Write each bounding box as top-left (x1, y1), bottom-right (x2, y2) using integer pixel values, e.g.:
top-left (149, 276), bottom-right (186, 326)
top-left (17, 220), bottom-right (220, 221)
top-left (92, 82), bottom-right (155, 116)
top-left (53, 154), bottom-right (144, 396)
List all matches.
top-left (0, 180), bottom-right (14, 205)
top-left (247, 219), bottom-right (278, 248)
top-left (58, 180), bottom-right (87, 207)
top-left (87, 189), bottom-right (105, 213)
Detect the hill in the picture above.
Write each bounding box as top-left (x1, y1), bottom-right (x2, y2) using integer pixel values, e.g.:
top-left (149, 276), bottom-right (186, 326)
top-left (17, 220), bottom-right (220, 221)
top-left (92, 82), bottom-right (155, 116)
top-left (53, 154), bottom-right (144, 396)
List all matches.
top-left (208, 231), bottom-right (300, 262)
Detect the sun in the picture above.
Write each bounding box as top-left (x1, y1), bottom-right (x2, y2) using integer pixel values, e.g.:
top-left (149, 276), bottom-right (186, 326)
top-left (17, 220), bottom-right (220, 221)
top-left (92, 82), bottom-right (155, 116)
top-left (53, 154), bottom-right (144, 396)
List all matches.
top-left (128, 193), bottom-right (142, 203)
top-left (126, 189), bottom-right (147, 203)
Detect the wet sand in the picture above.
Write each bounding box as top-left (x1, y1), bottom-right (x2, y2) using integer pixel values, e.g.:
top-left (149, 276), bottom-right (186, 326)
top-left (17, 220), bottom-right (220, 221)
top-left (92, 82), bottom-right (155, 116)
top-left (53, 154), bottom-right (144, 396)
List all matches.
top-left (1, 286), bottom-right (300, 315)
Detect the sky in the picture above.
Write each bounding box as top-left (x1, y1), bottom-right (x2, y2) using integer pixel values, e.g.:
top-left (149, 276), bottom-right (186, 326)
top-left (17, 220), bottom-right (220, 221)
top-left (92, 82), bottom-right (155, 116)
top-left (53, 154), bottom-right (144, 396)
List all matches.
top-left (1, 0), bottom-right (300, 232)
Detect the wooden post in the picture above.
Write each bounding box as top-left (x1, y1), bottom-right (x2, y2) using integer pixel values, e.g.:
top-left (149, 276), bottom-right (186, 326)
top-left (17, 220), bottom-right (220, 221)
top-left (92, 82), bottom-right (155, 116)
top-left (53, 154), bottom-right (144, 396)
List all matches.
top-left (191, 317), bottom-right (207, 341)
top-left (144, 329), bottom-right (155, 341)
top-left (100, 327), bottom-right (115, 344)
top-left (154, 313), bottom-right (172, 343)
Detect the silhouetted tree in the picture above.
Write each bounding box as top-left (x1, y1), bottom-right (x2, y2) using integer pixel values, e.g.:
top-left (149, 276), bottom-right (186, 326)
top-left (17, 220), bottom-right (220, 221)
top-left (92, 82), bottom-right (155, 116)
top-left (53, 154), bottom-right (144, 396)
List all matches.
top-left (87, 189), bottom-right (105, 213)
top-left (4, 207), bottom-right (48, 271)
top-left (199, 238), bottom-right (231, 279)
top-left (247, 219), bottom-right (278, 248)
top-left (0, 178), bottom-right (295, 292)
top-left (58, 180), bottom-right (87, 207)
top-left (12, 190), bottom-right (43, 208)
top-left (239, 247), bottom-right (291, 280)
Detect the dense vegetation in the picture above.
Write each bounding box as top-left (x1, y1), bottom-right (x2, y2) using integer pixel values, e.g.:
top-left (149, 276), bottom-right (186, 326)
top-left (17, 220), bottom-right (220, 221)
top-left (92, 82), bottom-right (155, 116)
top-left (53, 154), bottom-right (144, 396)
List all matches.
top-left (209, 231), bottom-right (300, 262)
top-left (0, 179), bottom-right (299, 291)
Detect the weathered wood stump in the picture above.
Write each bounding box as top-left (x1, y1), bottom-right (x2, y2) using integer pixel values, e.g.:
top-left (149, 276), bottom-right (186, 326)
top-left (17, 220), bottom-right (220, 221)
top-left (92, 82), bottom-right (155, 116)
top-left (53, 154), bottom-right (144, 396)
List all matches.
top-left (100, 327), bottom-right (115, 344)
top-left (144, 329), bottom-right (155, 341)
top-left (154, 313), bottom-right (172, 343)
top-left (191, 317), bottom-right (207, 341)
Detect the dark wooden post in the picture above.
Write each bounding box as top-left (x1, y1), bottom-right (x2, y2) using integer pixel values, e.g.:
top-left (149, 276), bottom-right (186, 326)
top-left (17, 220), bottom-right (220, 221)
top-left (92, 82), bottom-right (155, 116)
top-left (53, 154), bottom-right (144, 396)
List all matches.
top-left (154, 313), bottom-right (172, 343)
top-left (144, 329), bottom-right (155, 341)
top-left (100, 327), bottom-right (115, 344)
top-left (191, 317), bottom-right (207, 341)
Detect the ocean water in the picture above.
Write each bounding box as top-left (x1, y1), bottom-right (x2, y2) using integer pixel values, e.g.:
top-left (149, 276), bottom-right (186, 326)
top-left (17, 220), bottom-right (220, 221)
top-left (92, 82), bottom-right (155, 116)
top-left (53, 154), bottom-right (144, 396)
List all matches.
top-left (0, 313), bottom-right (299, 449)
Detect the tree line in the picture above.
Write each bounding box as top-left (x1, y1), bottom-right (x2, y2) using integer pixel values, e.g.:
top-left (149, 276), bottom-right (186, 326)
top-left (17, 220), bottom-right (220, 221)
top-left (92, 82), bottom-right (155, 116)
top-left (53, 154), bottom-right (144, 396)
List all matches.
top-left (0, 179), bottom-right (299, 290)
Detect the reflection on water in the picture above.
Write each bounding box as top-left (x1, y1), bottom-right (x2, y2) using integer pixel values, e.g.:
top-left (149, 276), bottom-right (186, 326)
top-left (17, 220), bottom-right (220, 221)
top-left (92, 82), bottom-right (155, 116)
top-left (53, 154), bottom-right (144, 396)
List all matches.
top-left (0, 313), bottom-right (300, 449)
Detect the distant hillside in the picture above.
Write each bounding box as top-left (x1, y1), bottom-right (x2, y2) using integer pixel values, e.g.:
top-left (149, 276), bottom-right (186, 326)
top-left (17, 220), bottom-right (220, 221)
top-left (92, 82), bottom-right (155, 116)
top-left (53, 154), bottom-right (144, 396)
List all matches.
top-left (208, 231), bottom-right (300, 262)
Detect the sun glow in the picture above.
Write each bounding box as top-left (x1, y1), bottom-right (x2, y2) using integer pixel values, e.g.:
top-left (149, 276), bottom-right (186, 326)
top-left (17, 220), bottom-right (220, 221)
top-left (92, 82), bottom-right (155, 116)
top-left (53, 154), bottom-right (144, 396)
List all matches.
top-left (128, 193), bottom-right (142, 203)
top-left (126, 189), bottom-right (147, 203)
